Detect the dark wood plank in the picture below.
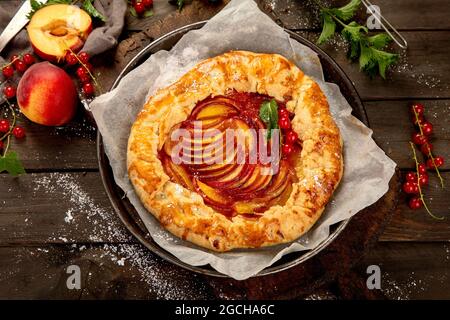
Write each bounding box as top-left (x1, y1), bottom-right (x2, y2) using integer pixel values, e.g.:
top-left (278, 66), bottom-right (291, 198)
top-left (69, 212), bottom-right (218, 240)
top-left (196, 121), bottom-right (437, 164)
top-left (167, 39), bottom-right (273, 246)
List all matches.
top-left (1, 169), bottom-right (448, 245)
top-left (6, 109), bottom-right (98, 171)
top-left (258, 0), bottom-right (450, 31)
top-left (0, 244), bottom-right (213, 299)
top-left (380, 172), bottom-right (450, 241)
top-left (294, 30), bottom-right (450, 100)
top-left (366, 100), bottom-right (450, 170)
top-left (0, 172), bottom-right (133, 244)
top-left (359, 242), bottom-right (450, 299)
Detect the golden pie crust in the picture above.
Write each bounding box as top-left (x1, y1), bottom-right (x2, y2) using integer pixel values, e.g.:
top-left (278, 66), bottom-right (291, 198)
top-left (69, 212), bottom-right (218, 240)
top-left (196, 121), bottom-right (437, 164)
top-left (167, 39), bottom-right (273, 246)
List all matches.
top-left (127, 51), bottom-right (343, 252)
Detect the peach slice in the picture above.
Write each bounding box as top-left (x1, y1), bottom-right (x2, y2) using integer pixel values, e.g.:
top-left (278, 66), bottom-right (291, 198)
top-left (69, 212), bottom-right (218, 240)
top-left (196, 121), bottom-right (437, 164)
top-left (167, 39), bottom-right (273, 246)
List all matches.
top-left (195, 104), bottom-right (238, 120)
top-left (196, 180), bottom-right (229, 205)
top-left (27, 4), bottom-right (92, 62)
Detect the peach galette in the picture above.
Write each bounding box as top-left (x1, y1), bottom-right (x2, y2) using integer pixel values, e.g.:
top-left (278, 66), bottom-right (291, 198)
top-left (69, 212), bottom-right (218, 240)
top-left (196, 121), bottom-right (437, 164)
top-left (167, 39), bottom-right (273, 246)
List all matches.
top-left (127, 51), bottom-right (343, 252)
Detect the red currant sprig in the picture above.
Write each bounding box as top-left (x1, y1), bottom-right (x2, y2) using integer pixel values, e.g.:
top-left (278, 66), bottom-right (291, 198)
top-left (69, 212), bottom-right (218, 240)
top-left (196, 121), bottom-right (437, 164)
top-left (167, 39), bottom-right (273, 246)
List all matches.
top-left (410, 103), bottom-right (445, 188)
top-left (277, 107), bottom-right (301, 157)
top-left (131, 0), bottom-right (153, 17)
top-left (0, 98), bottom-right (26, 158)
top-left (65, 49), bottom-right (100, 98)
top-left (406, 142), bottom-right (443, 219)
top-left (1, 53), bottom-right (35, 79)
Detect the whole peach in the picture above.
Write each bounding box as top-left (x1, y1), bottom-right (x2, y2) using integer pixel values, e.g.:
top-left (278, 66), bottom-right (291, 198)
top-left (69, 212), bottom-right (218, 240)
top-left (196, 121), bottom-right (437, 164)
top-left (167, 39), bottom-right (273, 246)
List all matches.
top-left (17, 62), bottom-right (77, 126)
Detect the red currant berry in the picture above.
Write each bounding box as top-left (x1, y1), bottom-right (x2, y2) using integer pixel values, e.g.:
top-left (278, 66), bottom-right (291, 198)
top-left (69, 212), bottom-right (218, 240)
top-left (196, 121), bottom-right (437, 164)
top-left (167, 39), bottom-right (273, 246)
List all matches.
top-left (420, 142), bottom-right (433, 155)
top-left (65, 52), bottom-right (78, 65)
top-left (403, 181), bottom-right (419, 194)
top-left (10, 54), bottom-right (20, 65)
top-left (15, 60), bottom-right (27, 73)
top-left (278, 116), bottom-right (290, 129)
top-left (134, 2), bottom-right (146, 15)
top-left (278, 108), bottom-right (289, 118)
top-left (421, 122), bottom-right (433, 136)
top-left (418, 173), bottom-right (429, 186)
top-left (285, 130), bottom-right (298, 144)
top-left (410, 103), bottom-right (425, 116)
top-left (78, 52), bottom-right (90, 64)
top-left (2, 65), bottom-right (14, 78)
top-left (3, 85), bottom-right (16, 99)
top-left (143, 0), bottom-right (153, 8)
top-left (408, 197), bottom-right (423, 210)
top-left (79, 73), bottom-right (91, 84)
top-left (82, 82), bottom-right (95, 96)
top-left (427, 156), bottom-right (444, 169)
top-left (0, 119), bottom-right (9, 133)
top-left (405, 172), bottom-right (417, 182)
top-left (418, 163), bottom-right (427, 175)
top-left (12, 126), bottom-right (25, 139)
top-left (76, 66), bottom-right (88, 79)
top-left (412, 132), bottom-right (427, 145)
top-left (412, 115), bottom-right (424, 126)
top-left (282, 144), bottom-right (293, 155)
top-left (23, 53), bottom-right (35, 66)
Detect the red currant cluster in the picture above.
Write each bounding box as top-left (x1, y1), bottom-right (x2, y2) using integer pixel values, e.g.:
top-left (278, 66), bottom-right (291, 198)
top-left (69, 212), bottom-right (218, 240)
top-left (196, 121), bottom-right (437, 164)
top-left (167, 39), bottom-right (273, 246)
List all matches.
top-left (131, 0), bottom-right (153, 16)
top-left (1, 53), bottom-right (36, 99)
top-left (0, 118), bottom-right (25, 152)
top-left (65, 51), bottom-right (95, 97)
top-left (403, 103), bottom-right (445, 212)
top-left (277, 108), bottom-right (299, 156)
top-left (410, 103), bottom-right (444, 169)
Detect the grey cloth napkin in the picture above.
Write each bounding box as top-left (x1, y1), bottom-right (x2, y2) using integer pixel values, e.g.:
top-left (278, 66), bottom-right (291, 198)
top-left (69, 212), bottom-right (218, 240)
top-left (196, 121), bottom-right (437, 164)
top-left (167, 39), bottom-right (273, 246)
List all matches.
top-left (0, 0), bottom-right (127, 68)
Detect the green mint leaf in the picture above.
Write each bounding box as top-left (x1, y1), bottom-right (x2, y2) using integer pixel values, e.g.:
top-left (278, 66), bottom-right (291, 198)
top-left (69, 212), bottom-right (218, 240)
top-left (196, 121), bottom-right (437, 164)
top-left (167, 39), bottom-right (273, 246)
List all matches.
top-left (259, 101), bottom-right (272, 123)
top-left (371, 48), bottom-right (399, 79)
top-left (259, 99), bottom-right (278, 139)
top-left (367, 33), bottom-right (392, 49)
top-left (0, 152), bottom-right (26, 176)
top-left (177, 0), bottom-right (185, 11)
top-left (330, 0), bottom-right (361, 21)
top-left (143, 9), bottom-right (154, 18)
top-left (341, 22), bottom-right (367, 59)
top-left (129, 6), bottom-right (138, 17)
top-left (82, 0), bottom-right (107, 22)
top-left (317, 12), bottom-right (336, 45)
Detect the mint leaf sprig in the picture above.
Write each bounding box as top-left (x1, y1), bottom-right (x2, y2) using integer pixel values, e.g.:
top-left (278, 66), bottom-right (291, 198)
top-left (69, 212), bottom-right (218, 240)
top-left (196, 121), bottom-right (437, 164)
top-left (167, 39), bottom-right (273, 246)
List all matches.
top-left (314, 0), bottom-right (399, 79)
top-left (259, 99), bottom-right (279, 139)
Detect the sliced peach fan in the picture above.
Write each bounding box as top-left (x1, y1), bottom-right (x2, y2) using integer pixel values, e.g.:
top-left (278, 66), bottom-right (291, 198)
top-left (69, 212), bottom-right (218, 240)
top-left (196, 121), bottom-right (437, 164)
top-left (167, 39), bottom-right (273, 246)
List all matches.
top-left (159, 90), bottom-right (301, 217)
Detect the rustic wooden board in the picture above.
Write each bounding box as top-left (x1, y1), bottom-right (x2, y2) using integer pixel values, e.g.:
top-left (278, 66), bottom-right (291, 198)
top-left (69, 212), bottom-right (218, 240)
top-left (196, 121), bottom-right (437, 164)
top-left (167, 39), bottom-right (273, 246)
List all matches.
top-left (258, 0), bottom-right (450, 31)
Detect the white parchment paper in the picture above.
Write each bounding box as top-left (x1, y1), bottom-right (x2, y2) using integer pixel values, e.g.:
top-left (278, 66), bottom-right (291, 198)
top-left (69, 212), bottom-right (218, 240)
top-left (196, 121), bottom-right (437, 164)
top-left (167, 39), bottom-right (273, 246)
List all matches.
top-left (90, 0), bottom-right (396, 280)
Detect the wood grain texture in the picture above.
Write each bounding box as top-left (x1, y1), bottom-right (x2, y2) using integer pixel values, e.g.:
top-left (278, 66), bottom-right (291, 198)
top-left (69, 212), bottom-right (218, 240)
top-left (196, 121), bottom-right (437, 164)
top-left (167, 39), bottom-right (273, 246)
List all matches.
top-left (258, 0), bottom-right (450, 31)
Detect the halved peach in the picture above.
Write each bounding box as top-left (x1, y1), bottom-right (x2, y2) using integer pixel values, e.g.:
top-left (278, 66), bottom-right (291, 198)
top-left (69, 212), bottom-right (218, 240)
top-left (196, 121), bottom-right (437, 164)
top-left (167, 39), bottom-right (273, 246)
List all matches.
top-left (27, 4), bottom-right (92, 62)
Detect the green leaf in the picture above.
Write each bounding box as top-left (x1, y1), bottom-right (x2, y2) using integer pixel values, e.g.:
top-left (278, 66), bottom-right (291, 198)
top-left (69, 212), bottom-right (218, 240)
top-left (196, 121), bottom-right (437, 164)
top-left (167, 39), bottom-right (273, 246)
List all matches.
top-left (330, 0), bottom-right (361, 21)
top-left (82, 0), bottom-right (107, 22)
top-left (177, 0), bottom-right (185, 11)
top-left (0, 152), bottom-right (25, 176)
top-left (367, 33), bottom-right (392, 49)
top-left (259, 99), bottom-right (279, 139)
top-left (27, 0), bottom-right (72, 19)
top-left (341, 22), bottom-right (367, 59)
top-left (129, 6), bottom-right (138, 17)
top-left (143, 9), bottom-right (154, 18)
top-left (317, 12), bottom-right (336, 45)
top-left (371, 48), bottom-right (399, 78)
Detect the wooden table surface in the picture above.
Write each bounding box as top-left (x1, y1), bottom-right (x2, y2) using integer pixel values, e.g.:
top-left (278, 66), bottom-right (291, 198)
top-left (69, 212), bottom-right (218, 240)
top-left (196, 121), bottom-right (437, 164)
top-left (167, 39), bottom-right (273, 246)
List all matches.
top-left (1, 0), bottom-right (449, 300)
